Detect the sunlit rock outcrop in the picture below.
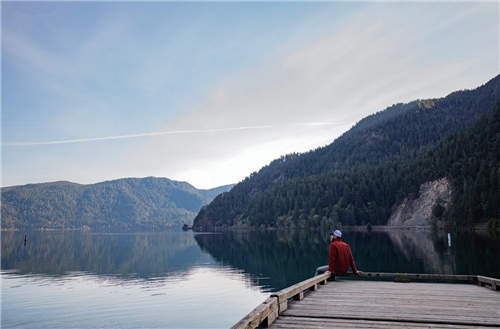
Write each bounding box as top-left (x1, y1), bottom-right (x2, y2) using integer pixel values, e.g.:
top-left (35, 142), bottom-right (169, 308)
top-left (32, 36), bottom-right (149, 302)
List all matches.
top-left (388, 177), bottom-right (451, 227)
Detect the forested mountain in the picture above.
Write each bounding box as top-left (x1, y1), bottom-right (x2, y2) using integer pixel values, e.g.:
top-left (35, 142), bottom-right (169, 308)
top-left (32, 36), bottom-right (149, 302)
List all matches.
top-left (1, 177), bottom-right (233, 231)
top-left (193, 75), bottom-right (500, 231)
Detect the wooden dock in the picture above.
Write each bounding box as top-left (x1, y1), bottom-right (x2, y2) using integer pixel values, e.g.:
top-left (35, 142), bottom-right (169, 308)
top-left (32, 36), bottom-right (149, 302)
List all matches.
top-left (231, 273), bottom-right (500, 329)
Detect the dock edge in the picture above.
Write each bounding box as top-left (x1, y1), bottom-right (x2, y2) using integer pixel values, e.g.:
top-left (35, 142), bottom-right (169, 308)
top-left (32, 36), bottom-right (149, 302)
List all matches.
top-left (230, 272), bottom-right (499, 329)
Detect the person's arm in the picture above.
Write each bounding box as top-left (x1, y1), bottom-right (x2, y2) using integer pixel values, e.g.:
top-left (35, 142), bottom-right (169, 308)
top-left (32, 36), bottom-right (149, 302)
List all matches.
top-left (348, 246), bottom-right (358, 274)
top-left (328, 243), bottom-right (336, 273)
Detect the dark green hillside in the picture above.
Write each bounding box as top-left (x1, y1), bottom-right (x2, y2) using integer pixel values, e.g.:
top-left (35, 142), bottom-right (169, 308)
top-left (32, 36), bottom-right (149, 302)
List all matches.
top-left (1, 177), bottom-right (233, 232)
top-left (240, 105), bottom-right (500, 228)
top-left (428, 104), bottom-right (500, 226)
top-left (193, 75), bottom-right (500, 231)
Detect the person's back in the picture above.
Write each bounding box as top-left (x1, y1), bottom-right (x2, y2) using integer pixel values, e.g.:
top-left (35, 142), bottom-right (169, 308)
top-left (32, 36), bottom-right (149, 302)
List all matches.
top-left (327, 230), bottom-right (358, 275)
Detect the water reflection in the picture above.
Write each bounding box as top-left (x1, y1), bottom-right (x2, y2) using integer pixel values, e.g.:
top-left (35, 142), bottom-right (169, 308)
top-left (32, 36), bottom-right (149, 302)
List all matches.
top-left (1, 231), bottom-right (213, 279)
top-left (1, 232), bottom-right (269, 328)
top-left (195, 229), bottom-right (500, 291)
top-left (1, 229), bottom-right (498, 328)
top-left (1, 266), bottom-right (268, 329)
top-left (2, 229), bottom-right (498, 288)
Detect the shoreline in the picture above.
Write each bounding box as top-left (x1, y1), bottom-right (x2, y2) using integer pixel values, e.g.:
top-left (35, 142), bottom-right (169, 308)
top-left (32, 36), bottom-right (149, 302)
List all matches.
top-left (3, 223), bottom-right (497, 233)
top-left (192, 223), bottom-right (499, 233)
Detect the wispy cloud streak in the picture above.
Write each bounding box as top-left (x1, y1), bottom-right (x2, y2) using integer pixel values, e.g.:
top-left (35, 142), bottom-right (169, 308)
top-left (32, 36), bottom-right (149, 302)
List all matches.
top-left (3, 122), bottom-right (347, 146)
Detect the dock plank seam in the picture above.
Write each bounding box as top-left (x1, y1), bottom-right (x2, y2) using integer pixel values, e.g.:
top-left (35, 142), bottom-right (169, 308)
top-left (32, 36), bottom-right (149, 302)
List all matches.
top-left (278, 314), bottom-right (500, 328)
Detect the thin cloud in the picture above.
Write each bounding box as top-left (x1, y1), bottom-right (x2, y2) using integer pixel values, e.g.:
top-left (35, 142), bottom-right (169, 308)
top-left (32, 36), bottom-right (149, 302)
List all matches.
top-left (3, 3), bottom-right (497, 188)
top-left (3, 122), bottom-right (347, 146)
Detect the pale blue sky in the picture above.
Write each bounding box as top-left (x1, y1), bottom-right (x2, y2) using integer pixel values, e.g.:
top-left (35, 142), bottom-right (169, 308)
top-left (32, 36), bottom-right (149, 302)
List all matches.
top-left (2, 1), bottom-right (499, 188)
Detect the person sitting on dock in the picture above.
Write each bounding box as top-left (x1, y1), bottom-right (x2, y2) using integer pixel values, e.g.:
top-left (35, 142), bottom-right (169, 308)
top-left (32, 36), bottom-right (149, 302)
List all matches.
top-left (325, 230), bottom-right (359, 276)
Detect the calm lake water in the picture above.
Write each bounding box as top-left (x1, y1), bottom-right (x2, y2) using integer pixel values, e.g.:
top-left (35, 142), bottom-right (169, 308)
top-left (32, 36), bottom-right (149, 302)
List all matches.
top-left (1, 229), bottom-right (499, 328)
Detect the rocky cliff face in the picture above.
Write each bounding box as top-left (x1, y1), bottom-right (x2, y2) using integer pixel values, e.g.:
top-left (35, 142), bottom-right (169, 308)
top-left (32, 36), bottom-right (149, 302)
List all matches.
top-left (388, 177), bottom-right (451, 226)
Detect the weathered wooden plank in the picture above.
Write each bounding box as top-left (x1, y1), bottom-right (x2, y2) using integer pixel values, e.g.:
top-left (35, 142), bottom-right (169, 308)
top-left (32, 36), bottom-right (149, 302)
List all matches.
top-left (285, 304), bottom-right (500, 319)
top-left (271, 279), bottom-right (500, 327)
top-left (289, 289), bottom-right (499, 310)
top-left (231, 273), bottom-right (500, 329)
top-left (477, 275), bottom-right (500, 290)
top-left (299, 290), bottom-right (500, 300)
top-left (311, 290), bottom-right (497, 299)
top-left (286, 305), bottom-right (500, 316)
top-left (272, 273), bottom-right (330, 301)
top-left (317, 280), bottom-right (480, 288)
top-left (231, 297), bottom-right (278, 329)
top-left (309, 281), bottom-right (498, 296)
top-left (281, 311), bottom-right (500, 326)
top-left (322, 270), bottom-right (478, 282)
top-left (357, 272), bottom-right (476, 282)
top-left (273, 317), bottom-right (489, 329)
top-left (316, 284), bottom-right (497, 291)
top-left (293, 303), bottom-right (500, 315)
top-left (309, 292), bottom-right (498, 301)
top-left (290, 298), bottom-right (500, 312)
top-left (272, 316), bottom-right (496, 329)
top-left (299, 283), bottom-right (499, 299)
top-left (271, 272), bottom-right (330, 314)
top-left (282, 308), bottom-right (500, 325)
top-left (305, 293), bottom-right (500, 302)
top-left (295, 300), bottom-right (500, 312)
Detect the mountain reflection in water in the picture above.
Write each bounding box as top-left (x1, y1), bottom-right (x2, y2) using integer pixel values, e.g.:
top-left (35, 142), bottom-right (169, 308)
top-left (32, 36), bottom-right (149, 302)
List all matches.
top-left (1, 231), bottom-right (214, 279)
top-left (1, 232), bottom-right (269, 329)
top-left (1, 229), bottom-right (498, 328)
top-left (195, 229), bottom-right (500, 291)
top-left (2, 229), bottom-right (498, 289)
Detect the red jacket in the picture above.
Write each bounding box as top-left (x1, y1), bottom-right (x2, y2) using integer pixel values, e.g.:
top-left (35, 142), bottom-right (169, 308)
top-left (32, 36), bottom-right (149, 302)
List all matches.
top-left (328, 239), bottom-right (357, 274)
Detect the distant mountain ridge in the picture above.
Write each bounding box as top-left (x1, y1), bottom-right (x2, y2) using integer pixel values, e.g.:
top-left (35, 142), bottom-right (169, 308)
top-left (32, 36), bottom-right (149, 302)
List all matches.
top-left (193, 75), bottom-right (500, 231)
top-left (1, 177), bottom-right (233, 232)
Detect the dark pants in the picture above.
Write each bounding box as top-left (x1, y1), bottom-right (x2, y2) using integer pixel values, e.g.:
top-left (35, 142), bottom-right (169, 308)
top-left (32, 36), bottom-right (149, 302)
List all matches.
top-left (315, 265), bottom-right (329, 276)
